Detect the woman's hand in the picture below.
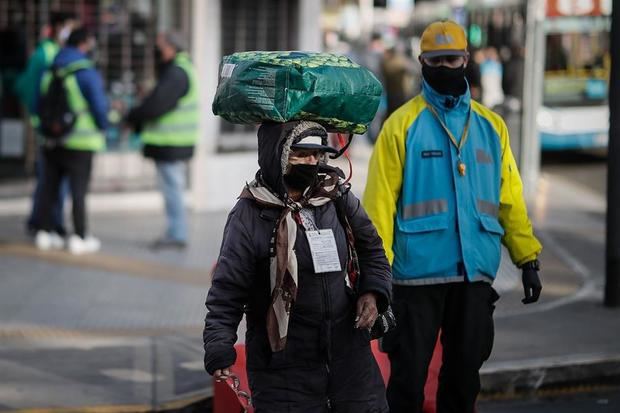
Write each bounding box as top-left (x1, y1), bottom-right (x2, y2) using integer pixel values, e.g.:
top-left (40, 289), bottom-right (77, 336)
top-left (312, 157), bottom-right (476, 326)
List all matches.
top-left (355, 292), bottom-right (378, 329)
top-left (213, 367), bottom-right (232, 382)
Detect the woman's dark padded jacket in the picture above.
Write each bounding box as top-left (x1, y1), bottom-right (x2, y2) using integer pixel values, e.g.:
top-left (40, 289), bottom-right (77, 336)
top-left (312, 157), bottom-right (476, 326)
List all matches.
top-left (203, 122), bottom-right (392, 374)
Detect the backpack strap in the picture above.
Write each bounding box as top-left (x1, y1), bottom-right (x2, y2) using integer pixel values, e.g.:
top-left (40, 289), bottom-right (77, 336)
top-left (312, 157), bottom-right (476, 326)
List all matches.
top-left (333, 184), bottom-right (360, 289)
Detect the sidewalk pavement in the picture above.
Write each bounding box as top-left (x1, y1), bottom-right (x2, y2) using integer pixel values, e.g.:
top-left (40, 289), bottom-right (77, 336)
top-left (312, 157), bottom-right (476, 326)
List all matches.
top-left (0, 140), bottom-right (619, 412)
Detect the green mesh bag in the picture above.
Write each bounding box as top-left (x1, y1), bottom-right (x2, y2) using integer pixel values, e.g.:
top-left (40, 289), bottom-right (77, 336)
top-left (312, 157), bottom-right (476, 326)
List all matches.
top-left (212, 51), bottom-right (383, 134)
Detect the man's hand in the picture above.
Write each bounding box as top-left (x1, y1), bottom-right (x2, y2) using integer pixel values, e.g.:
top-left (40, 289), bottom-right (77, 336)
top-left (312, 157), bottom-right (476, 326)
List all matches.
top-left (213, 367), bottom-right (232, 382)
top-left (521, 262), bottom-right (542, 304)
top-left (355, 292), bottom-right (378, 329)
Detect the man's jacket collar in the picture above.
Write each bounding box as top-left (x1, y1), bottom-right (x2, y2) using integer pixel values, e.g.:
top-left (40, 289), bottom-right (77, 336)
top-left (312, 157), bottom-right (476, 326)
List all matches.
top-left (421, 79), bottom-right (471, 113)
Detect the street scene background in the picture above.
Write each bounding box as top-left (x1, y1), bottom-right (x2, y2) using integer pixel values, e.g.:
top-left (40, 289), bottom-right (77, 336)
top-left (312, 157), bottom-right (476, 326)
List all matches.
top-left (0, 0), bottom-right (618, 412)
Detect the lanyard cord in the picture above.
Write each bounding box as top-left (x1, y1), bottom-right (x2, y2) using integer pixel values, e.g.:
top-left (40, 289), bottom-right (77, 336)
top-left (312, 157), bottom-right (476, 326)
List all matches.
top-left (424, 99), bottom-right (472, 156)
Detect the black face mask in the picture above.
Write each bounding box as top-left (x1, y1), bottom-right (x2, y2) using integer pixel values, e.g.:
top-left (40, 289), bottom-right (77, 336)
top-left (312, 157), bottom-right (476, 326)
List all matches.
top-left (154, 46), bottom-right (163, 63)
top-left (422, 64), bottom-right (467, 97)
top-left (283, 164), bottom-right (319, 191)
top-left (154, 47), bottom-right (168, 75)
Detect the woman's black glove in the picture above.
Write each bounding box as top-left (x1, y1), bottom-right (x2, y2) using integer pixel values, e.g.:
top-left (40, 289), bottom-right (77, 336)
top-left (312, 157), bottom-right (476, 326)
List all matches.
top-left (521, 259), bottom-right (542, 304)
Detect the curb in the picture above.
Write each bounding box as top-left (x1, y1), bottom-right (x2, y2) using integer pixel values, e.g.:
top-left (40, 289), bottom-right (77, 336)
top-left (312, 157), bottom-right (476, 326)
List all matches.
top-left (480, 353), bottom-right (620, 396)
top-left (1, 390), bottom-right (213, 413)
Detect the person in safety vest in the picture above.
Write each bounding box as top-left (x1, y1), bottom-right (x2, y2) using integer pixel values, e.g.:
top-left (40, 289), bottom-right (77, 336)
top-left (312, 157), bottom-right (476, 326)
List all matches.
top-left (363, 20), bottom-right (543, 413)
top-left (15, 11), bottom-right (76, 237)
top-left (125, 31), bottom-right (199, 250)
top-left (35, 27), bottom-right (108, 255)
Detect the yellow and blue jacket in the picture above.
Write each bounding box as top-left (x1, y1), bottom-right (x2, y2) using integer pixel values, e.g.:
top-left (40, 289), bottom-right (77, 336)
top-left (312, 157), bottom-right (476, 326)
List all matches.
top-left (363, 81), bottom-right (542, 285)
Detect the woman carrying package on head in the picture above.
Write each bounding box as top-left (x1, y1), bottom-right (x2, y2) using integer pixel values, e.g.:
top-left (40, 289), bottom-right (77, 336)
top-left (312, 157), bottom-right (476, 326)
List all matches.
top-left (203, 120), bottom-right (392, 412)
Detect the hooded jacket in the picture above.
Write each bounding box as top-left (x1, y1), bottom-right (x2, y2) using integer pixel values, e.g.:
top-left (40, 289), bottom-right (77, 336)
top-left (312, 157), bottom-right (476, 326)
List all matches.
top-left (203, 122), bottom-right (392, 374)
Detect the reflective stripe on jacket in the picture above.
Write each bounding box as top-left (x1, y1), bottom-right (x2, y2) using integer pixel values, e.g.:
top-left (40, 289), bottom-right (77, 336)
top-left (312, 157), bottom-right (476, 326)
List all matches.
top-left (141, 53), bottom-right (199, 147)
top-left (40, 60), bottom-right (106, 152)
top-left (363, 80), bottom-right (542, 285)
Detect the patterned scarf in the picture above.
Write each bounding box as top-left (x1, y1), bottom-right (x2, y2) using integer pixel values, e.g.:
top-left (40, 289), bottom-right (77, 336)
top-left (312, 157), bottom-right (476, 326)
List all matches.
top-left (239, 171), bottom-right (345, 352)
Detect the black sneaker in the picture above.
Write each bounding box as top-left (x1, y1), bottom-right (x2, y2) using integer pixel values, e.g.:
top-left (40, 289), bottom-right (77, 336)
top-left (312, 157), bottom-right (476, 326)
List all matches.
top-left (149, 238), bottom-right (187, 250)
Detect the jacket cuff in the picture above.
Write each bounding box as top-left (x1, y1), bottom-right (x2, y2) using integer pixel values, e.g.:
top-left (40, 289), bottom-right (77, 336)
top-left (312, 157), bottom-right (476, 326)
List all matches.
top-left (204, 345), bottom-right (237, 375)
top-left (516, 252), bottom-right (540, 267)
top-left (359, 288), bottom-right (391, 313)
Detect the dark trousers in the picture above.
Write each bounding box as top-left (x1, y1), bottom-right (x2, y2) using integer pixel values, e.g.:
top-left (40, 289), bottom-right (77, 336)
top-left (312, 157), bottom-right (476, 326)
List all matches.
top-left (28, 146), bottom-right (69, 235)
top-left (38, 148), bottom-right (93, 238)
top-left (249, 345), bottom-right (387, 413)
top-left (385, 282), bottom-right (499, 413)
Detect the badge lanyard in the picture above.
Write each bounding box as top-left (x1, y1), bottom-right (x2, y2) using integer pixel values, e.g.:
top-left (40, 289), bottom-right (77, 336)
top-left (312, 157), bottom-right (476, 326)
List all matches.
top-left (425, 100), bottom-right (471, 177)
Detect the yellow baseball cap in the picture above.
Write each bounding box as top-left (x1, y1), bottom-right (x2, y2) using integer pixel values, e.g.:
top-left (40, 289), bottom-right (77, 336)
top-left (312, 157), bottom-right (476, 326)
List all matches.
top-left (420, 20), bottom-right (468, 58)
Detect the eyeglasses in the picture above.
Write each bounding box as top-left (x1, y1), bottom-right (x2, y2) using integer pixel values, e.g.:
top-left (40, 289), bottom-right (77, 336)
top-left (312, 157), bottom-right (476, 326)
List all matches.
top-left (289, 149), bottom-right (321, 159)
top-left (423, 55), bottom-right (466, 68)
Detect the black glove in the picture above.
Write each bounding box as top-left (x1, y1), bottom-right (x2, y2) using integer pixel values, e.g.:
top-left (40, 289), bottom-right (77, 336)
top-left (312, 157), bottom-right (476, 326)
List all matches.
top-left (521, 260), bottom-right (542, 304)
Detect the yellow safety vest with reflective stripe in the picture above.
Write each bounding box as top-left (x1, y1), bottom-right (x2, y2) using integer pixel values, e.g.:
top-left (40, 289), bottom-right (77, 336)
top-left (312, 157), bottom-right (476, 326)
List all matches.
top-left (141, 53), bottom-right (199, 147)
top-left (40, 60), bottom-right (106, 152)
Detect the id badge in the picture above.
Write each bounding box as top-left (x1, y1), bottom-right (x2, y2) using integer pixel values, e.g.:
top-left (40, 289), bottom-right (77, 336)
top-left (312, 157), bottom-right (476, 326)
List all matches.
top-left (305, 229), bottom-right (342, 273)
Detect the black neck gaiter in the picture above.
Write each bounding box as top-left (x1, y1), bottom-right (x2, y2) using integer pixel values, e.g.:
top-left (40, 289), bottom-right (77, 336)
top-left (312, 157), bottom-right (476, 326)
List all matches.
top-left (422, 64), bottom-right (467, 97)
top-left (283, 164), bottom-right (319, 191)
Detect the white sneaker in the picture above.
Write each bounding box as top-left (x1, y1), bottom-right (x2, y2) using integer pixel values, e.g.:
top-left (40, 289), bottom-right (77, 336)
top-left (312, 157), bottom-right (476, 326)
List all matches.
top-left (35, 231), bottom-right (65, 251)
top-left (68, 235), bottom-right (101, 255)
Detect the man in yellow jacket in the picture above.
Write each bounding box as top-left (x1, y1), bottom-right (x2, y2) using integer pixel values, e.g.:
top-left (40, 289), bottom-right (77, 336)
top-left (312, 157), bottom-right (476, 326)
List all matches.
top-left (363, 20), bottom-right (542, 413)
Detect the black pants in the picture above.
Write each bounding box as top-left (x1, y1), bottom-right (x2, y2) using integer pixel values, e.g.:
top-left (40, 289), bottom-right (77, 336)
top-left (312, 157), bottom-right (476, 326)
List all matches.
top-left (384, 282), bottom-right (499, 413)
top-left (38, 147), bottom-right (93, 238)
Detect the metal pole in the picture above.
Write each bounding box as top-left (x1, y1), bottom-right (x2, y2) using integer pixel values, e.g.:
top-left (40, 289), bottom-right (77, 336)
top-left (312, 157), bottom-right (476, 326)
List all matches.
top-left (605, 0), bottom-right (620, 308)
top-left (189, 0), bottom-right (220, 211)
top-left (519, 0), bottom-right (545, 199)
top-left (359, 0), bottom-right (374, 42)
top-left (299, 0), bottom-right (323, 51)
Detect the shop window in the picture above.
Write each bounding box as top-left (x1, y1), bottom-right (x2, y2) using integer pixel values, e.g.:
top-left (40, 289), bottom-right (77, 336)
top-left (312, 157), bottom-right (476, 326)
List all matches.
top-left (219, 0), bottom-right (299, 151)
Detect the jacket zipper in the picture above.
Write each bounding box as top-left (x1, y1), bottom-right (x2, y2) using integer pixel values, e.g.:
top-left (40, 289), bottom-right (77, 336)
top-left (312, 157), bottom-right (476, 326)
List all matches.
top-left (321, 272), bottom-right (332, 400)
top-left (315, 206), bottom-right (332, 381)
top-left (319, 204), bottom-right (333, 374)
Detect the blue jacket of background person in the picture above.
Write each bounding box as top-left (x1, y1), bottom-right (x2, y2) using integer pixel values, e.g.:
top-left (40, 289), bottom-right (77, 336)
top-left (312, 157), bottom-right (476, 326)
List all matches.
top-left (38, 47), bottom-right (109, 131)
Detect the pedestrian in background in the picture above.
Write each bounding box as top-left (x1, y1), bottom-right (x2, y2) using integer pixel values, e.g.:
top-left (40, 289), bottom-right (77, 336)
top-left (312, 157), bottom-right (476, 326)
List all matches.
top-left (465, 47), bottom-right (483, 101)
top-left (204, 121), bottom-right (392, 412)
top-left (363, 20), bottom-right (543, 413)
top-left (381, 40), bottom-right (416, 118)
top-left (361, 32), bottom-right (387, 144)
top-left (125, 31), bottom-right (198, 250)
top-left (15, 11), bottom-right (76, 237)
top-left (36, 27), bottom-right (108, 254)
top-left (503, 44), bottom-right (526, 103)
top-left (480, 46), bottom-right (505, 109)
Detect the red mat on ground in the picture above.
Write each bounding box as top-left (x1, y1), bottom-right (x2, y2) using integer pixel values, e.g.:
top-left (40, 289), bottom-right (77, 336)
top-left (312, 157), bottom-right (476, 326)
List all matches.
top-left (213, 339), bottom-right (442, 413)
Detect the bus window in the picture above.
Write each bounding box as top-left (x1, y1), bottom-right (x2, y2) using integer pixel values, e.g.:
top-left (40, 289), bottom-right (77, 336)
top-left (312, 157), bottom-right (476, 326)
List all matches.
top-left (543, 18), bottom-right (610, 108)
top-left (538, 14), bottom-right (610, 151)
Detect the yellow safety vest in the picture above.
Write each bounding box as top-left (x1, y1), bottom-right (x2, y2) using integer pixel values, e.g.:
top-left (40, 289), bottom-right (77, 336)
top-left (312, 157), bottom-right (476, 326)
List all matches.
top-left (40, 60), bottom-right (106, 151)
top-left (141, 52), bottom-right (199, 147)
